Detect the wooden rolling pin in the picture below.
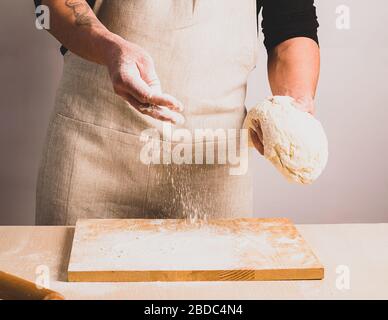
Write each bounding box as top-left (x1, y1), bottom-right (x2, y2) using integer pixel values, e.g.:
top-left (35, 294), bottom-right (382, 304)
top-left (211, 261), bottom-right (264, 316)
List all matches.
top-left (0, 271), bottom-right (65, 300)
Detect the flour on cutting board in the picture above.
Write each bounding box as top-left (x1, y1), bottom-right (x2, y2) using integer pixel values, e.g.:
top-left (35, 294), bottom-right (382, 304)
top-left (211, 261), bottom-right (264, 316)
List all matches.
top-left (68, 218), bottom-right (321, 273)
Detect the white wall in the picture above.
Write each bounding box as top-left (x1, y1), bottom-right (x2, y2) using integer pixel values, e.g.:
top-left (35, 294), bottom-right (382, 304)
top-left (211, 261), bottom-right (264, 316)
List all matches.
top-left (0, 0), bottom-right (387, 225)
top-left (0, 1), bottom-right (63, 225)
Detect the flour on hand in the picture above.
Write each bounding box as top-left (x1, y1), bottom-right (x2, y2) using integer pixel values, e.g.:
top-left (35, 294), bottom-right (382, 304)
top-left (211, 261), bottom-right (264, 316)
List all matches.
top-left (244, 96), bottom-right (328, 184)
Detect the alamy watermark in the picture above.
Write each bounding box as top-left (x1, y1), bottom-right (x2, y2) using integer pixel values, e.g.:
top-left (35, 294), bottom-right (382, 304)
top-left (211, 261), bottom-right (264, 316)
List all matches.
top-left (336, 5), bottom-right (351, 30)
top-left (35, 5), bottom-right (50, 30)
top-left (35, 264), bottom-right (51, 290)
top-left (335, 264), bottom-right (350, 291)
top-left (139, 124), bottom-right (250, 176)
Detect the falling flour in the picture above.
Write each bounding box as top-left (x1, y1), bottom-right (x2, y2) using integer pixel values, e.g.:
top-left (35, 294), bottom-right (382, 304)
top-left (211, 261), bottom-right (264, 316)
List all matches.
top-left (156, 157), bottom-right (210, 223)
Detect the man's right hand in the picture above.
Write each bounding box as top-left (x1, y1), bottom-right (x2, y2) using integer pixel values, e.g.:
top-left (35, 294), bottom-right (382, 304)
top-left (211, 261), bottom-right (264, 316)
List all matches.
top-left (105, 36), bottom-right (185, 125)
top-left (41, 0), bottom-right (184, 125)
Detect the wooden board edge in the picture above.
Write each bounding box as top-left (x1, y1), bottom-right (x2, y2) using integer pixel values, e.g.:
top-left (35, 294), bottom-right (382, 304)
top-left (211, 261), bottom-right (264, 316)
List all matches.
top-left (68, 267), bottom-right (324, 282)
top-left (73, 217), bottom-right (294, 226)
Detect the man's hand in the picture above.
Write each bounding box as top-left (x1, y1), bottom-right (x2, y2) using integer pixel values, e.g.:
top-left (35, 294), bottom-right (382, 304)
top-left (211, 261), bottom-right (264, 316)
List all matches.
top-left (41, 0), bottom-right (184, 124)
top-left (249, 122), bottom-right (264, 155)
top-left (106, 37), bottom-right (184, 124)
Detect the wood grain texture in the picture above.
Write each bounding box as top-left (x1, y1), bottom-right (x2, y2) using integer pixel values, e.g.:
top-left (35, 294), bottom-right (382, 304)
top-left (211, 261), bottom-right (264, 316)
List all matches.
top-left (67, 218), bottom-right (324, 282)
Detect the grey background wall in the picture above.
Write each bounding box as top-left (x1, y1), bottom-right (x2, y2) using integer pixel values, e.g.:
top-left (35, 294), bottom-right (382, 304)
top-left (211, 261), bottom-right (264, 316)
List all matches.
top-left (0, 1), bottom-right (387, 225)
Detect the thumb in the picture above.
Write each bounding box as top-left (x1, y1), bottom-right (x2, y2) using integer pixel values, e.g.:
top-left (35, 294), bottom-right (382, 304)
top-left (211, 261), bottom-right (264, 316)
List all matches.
top-left (137, 56), bottom-right (163, 94)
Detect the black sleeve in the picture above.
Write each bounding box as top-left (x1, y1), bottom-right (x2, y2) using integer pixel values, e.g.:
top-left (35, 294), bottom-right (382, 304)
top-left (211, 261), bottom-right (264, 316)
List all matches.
top-left (258, 0), bottom-right (319, 52)
top-left (34, 0), bottom-right (97, 8)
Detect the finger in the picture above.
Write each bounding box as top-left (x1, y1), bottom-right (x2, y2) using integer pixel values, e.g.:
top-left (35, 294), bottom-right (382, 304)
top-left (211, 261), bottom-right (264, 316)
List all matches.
top-left (154, 93), bottom-right (184, 112)
top-left (128, 60), bottom-right (184, 112)
top-left (249, 128), bottom-right (264, 155)
top-left (123, 93), bottom-right (174, 122)
top-left (139, 59), bottom-right (163, 94)
top-left (155, 106), bottom-right (185, 125)
top-left (123, 93), bottom-right (185, 125)
top-left (123, 72), bottom-right (184, 112)
top-left (148, 77), bottom-right (162, 94)
top-left (141, 106), bottom-right (177, 123)
top-left (251, 119), bottom-right (263, 144)
top-left (139, 105), bottom-right (185, 125)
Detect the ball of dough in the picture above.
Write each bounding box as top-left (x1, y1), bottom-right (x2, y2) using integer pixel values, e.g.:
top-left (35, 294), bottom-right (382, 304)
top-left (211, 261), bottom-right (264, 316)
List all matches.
top-left (244, 96), bottom-right (328, 184)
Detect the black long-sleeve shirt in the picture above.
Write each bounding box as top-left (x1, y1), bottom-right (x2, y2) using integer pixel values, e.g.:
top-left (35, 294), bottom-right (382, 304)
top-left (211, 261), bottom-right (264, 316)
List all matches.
top-left (34, 0), bottom-right (319, 53)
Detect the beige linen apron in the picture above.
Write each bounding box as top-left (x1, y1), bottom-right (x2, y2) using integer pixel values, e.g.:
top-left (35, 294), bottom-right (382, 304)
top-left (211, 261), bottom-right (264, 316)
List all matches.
top-left (36, 0), bottom-right (258, 225)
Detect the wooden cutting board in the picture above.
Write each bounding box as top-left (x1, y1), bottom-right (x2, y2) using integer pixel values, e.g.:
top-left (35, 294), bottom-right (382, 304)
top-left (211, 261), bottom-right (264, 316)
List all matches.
top-left (67, 218), bottom-right (324, 282)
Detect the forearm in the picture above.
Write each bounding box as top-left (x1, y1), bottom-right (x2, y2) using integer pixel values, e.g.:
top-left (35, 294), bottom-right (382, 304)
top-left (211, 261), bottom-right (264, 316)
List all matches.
top-left (41, 0), bottom-right (120, 66)
top-left (267, 37), bottom-right (320, 113)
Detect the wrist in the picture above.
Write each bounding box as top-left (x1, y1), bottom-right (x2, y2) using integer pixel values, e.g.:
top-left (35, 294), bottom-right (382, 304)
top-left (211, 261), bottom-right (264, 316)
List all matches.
top-left (294, 96), bottom-right (315, 115)
top-left (91, 29), bottom-right (125, 66)
top-left (273, 90), bottom-right (315, 114)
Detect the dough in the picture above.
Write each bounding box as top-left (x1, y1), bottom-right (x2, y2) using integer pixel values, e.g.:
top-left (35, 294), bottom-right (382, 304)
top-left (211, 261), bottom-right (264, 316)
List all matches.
top-left (244, 96), bottom-right (328, 184)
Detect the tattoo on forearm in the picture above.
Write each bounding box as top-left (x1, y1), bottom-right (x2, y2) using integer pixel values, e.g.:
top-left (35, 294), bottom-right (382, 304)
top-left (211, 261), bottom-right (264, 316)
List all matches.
top-left (65, 0), bottom-right (95, 26)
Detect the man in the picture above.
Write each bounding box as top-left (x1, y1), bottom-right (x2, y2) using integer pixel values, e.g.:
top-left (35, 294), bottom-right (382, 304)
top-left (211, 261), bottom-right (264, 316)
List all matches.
top-left (34, 0), bottom-right (320, 225)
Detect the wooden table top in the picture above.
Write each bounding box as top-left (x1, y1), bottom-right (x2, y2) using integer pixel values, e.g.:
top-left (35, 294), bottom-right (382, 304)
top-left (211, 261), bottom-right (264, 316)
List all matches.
top-left (0, 224), bottom-right (387, 300)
